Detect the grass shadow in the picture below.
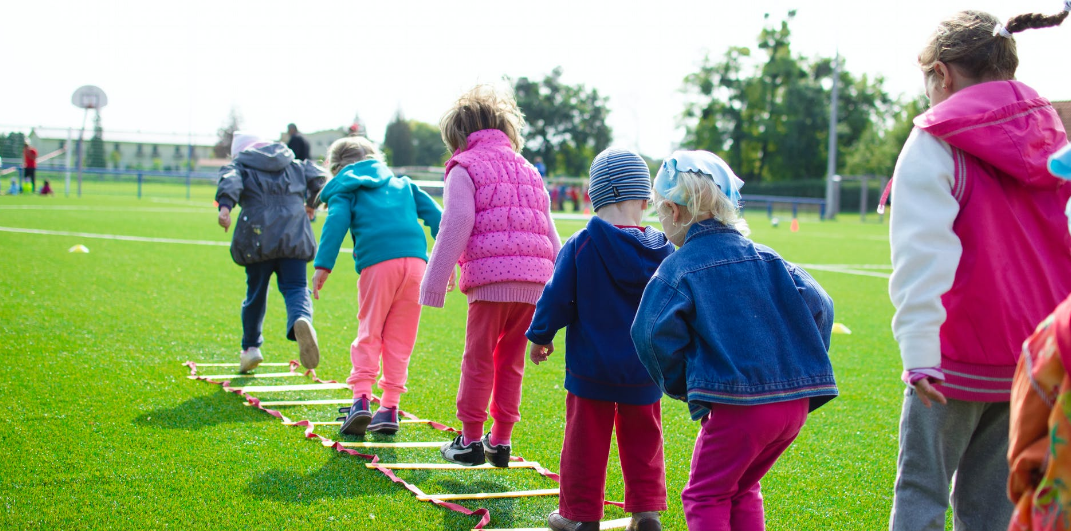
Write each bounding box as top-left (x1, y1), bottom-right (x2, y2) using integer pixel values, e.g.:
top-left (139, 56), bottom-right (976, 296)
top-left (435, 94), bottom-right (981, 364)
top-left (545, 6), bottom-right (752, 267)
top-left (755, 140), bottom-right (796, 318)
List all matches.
top-left (132, 388), bottom-right (272, 430)
top-left (245, 453), bottom-right (390, 503)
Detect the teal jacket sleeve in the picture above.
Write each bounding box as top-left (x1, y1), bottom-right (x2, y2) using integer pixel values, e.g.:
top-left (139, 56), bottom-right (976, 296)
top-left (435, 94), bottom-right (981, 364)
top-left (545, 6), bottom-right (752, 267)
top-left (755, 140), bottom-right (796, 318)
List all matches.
top-left (313, 195), bottom-right (353, 271)
top-left (525, 235), bottom-right (579, 345)
top-left (411, 182), bottom-right (443, 239)
top-left (788, 262), bottom-right (835, 351)
top-left (631, 275), bottom-right (694, 402)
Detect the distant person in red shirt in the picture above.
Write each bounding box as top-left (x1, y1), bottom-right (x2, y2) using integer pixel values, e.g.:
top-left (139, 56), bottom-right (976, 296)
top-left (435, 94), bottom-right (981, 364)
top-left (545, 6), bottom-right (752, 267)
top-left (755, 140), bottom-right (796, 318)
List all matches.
top-left (23, 141), bottom-right (37, 193)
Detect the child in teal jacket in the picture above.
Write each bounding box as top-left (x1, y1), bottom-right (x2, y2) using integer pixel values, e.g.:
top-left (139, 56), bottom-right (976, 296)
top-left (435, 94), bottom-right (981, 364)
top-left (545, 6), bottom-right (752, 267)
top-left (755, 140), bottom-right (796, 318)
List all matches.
top-left (311, 136), bottom-right (442, 436)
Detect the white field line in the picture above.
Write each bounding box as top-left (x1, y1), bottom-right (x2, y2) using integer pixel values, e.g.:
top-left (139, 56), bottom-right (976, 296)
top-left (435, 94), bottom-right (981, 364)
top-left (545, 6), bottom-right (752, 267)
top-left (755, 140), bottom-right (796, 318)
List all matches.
top-left (799, 264), bottom-right (891, 279)
top-left (0, 225), bottom-right (893, 279)
top-left (0, 226), bottom-right (355, 254)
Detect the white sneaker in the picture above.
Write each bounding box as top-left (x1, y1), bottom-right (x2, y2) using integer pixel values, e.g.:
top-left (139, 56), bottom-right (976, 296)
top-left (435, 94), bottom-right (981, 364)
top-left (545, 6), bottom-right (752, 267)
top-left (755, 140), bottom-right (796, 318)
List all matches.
top-left (239, 347), bottom-right (263, 374)
top-left (293, 317), bottom-right (319, 369)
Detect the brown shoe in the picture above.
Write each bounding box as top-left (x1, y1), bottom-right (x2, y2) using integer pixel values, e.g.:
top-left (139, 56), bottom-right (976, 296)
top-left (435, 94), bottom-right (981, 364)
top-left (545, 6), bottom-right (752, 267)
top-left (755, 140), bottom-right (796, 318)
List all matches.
top-left (626, 512), bottom-right (662, 531)
top-left (547, 510), bottom-right (599, 531)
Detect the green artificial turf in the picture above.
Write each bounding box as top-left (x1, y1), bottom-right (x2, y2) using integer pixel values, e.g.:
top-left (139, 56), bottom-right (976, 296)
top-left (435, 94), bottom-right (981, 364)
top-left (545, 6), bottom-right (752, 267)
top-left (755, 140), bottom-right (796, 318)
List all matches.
top-left (0, 184), bottom-right (911, 530)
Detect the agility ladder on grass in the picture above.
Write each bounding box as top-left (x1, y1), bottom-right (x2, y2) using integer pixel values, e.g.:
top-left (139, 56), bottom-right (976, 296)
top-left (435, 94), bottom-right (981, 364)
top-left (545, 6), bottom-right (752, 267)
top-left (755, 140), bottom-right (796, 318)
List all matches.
top-left (184, 360), bottom-right (630, 531)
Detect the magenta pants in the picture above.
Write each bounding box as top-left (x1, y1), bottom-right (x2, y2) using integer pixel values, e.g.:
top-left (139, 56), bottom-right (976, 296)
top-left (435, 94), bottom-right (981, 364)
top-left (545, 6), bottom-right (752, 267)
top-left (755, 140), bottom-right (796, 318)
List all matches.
top-left (682, 398), bottom-right (809, 531)
top-left (456, 301), bottom-right (535, 443)
top-left (347, 257), bottom-right (425, 408)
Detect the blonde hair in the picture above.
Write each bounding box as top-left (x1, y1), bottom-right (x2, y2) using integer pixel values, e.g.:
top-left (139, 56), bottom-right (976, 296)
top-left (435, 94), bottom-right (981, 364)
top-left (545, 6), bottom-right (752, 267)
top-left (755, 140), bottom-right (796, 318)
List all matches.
top-left (655, 171), bottom-right (749, 236)
top-left (440, 84), bottom-right (526, 153)
top-left (325, 136), bottom-right (381, 176)
top-left (919, 9), bottom-right (1068, 81)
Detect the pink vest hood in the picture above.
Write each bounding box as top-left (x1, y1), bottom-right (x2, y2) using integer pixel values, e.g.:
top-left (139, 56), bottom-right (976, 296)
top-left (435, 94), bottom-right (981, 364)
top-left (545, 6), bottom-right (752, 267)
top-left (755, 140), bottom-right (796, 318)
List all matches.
top-left (915, 81), bottom-right (1071, 400)
top-left (445, 129), bottom-right (555, 292)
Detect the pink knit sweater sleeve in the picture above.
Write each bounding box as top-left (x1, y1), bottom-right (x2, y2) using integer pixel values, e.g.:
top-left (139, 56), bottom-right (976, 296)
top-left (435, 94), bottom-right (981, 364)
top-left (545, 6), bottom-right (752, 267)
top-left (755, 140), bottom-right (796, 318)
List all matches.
top-left (419, 166), bottom-right (476, 308)
top-left (544, 189), bottom-right (562, 257)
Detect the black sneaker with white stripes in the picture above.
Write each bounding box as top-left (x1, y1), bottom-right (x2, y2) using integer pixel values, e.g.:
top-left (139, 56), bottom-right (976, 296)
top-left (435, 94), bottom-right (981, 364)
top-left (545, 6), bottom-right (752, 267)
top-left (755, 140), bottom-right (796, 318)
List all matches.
top-left (481, 433), bottom-right (511, 468)
top-left (440, 435), bottom-right (485, 466)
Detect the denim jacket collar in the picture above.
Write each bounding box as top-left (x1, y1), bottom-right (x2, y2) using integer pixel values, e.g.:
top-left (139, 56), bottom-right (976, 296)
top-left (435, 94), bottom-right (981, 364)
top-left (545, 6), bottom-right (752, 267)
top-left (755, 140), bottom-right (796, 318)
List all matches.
top-left (684, 218), bottom-right (738, 243)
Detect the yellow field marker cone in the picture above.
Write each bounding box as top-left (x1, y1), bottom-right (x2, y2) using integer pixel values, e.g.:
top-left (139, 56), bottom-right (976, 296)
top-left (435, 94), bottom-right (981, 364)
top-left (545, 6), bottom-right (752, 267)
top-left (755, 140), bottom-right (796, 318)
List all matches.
top-left (832, 323), bottom-right (852, 335)
top-left (790, 218), bottom-right (799, 232)
top-left (68, 244), bottom-right (90, 253)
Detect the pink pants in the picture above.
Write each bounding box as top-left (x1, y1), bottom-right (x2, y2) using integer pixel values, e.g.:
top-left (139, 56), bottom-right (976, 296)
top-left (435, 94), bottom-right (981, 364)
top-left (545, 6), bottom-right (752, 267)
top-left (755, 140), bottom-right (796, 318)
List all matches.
top-left (682, 398), bottom-right (809, 531)
top-left (559, 392), bottom-right (668, 521)
top-left (456, 301), bottom-right (535, 443)
top-left (347, 257), bottom-right (425, 408)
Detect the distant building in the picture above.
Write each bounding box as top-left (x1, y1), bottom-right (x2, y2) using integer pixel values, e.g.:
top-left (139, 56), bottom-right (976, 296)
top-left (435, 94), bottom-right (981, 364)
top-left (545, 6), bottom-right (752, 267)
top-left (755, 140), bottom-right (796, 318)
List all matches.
top-left (1054, 101), bottom-right (1071, 136)
top-left (26, 127), bottom-right (216, 171)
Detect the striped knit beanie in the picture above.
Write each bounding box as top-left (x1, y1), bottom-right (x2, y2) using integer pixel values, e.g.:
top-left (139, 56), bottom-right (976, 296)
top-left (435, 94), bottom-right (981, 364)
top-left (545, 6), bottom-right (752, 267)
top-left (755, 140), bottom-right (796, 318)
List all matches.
top-left (588, 148), bottom-right (651, 211)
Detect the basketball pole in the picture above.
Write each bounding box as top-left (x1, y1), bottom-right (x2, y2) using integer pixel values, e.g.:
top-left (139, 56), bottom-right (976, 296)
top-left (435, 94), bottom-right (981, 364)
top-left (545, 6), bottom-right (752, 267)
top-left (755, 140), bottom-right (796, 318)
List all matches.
top-left (64, 128), bottom-right (72, 197)
top-left (823, 51), bottom-right (840, 220)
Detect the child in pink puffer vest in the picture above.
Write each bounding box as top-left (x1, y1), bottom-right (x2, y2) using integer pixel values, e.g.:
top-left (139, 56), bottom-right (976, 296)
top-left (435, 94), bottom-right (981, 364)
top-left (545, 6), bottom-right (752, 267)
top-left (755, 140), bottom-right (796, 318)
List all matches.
top-left (421, 84), bottom-right (561, 467)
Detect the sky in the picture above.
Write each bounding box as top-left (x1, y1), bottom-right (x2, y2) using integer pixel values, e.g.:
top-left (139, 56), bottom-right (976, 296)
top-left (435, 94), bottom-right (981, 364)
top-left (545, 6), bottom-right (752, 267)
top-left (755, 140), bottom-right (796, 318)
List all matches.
top-left (3, 0), bottom-right (1069, 157)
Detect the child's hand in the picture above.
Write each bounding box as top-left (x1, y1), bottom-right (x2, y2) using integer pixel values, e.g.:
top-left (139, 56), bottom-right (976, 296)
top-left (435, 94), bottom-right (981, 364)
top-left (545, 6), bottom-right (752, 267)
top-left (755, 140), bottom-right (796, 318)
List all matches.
top-left (312, 269), bottom-right (329, 300)
top-left (305, 206), bottom-right (315, 221)
top-left (914, 379), bottom-right (948, 408)
top-left (218, 207), bottom-right (231, 232)
top-left (447, 270), bottom-right (457, 292)
top-left (529, 342), bottom-right (553, 365)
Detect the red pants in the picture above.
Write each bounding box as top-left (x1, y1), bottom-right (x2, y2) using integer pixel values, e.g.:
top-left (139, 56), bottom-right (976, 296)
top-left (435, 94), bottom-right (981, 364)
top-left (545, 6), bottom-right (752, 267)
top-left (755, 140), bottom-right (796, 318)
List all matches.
top-left (682, 398), bottom-right (809, 531)
top-left (456, 301), bottom-right (535, 442)
top-left (559, 392), bottom-right (668, 521)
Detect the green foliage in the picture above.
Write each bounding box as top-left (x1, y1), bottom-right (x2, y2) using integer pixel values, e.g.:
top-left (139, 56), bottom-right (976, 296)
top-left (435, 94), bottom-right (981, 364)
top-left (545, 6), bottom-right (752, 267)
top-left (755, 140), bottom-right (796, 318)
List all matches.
top-left (681, 12), bottom-right (893, 182)
top-left (843, 94), bottom-right (928, 177)
top-left (410, 120), bottom-right (447, 166)
top-left (213, 108), bottom-right (242, 159)
top-left (1, 132), bottom-right (26, 160)
top-left (514, 67), bottom-right (613, 176)
top-left (384, 111), bottom-right (415, 167)
top-left (85, 111), bottom-right (107, 169)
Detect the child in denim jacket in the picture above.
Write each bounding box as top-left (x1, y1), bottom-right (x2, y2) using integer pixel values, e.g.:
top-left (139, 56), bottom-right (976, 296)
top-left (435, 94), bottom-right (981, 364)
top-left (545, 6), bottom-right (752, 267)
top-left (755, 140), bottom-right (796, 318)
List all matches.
top-left (631, 150), bottom-right (837, 531)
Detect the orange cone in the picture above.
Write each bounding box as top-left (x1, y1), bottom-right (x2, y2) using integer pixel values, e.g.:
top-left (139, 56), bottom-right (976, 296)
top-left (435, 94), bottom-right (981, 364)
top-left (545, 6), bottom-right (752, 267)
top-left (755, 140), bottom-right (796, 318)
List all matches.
top-left (790, 218), bottom-right (799, 232)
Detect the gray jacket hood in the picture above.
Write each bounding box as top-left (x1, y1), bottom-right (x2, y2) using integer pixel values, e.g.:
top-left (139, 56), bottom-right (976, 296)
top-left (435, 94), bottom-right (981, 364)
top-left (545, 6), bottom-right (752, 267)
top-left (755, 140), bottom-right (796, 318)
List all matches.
top-left (234, 143), bottom-right (295, 172)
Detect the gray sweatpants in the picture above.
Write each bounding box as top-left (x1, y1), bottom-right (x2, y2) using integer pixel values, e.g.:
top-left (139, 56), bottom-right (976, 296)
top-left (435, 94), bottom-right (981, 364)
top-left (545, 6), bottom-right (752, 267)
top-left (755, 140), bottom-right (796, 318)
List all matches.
top-left (888, 388), bottom-right (1012, 531)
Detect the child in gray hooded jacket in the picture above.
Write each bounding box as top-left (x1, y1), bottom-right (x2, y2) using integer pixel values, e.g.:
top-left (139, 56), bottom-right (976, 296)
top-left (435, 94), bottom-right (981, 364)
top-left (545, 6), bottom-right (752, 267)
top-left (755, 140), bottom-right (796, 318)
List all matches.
top-left (215, 132), bottom-right (327, 373)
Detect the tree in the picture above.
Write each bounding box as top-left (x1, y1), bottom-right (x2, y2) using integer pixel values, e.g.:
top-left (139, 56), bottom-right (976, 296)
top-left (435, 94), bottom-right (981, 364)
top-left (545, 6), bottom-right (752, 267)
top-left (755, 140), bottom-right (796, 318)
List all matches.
top-left (85, 111), bottom-right (106, 169)
top-left (843, 94), bottom-right (928, 177)
top-left (410, 120), bottom-right (447, 166)
top-left (1, 132), bottom-right (26, 160)
top-left (383, 111), bottom-right (414, 166)
top-left (681, 12), bottom-right (891, 181)
top-left (513, 67), bottom-right (613, 176)
top-left (213, 108), bottom-right (242, 159)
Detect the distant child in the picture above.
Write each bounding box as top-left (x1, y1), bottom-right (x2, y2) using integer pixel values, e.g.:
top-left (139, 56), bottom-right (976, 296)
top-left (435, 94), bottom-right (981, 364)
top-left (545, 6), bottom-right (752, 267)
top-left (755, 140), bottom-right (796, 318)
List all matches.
top-left (312, 137), bottom-right (443, 436)
top-left (885, 8), bottom-right (1071, 530)
top-left (420, 84), bottom-right (562, 467)
top-left (39, 180), bottom-right (54, 196)
top-left (631, 151), bottom-right (837, 531)
top-left (527, 148), bottom-right (674, 531)
top-left (6, 178), bottom-right (17, 195)
top-left (1007, 145), bottom-right (1071, 531)
top-left (215, 132), bottom-right (327, 373)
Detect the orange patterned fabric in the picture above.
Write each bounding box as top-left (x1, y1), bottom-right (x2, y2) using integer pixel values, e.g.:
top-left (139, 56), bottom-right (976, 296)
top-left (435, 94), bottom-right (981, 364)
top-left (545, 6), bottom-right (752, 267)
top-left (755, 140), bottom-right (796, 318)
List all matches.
top-left (1008, 295), bottom-right (1071, 531)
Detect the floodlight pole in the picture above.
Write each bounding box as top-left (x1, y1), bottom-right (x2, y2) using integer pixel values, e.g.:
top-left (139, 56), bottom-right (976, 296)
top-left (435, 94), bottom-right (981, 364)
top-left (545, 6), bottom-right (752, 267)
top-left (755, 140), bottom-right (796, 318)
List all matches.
top-left (76, 107), bottom-right (89, 198)
top-left (823, 52), bottom-right (840, 220)
top-left (64, 128), bottom-right (72, 197)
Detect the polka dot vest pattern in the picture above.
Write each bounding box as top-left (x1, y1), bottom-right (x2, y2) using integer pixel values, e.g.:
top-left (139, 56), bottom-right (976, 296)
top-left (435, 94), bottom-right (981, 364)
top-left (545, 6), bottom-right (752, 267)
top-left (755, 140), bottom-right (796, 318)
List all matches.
top-left (444, 130), bottom-right (555, 292)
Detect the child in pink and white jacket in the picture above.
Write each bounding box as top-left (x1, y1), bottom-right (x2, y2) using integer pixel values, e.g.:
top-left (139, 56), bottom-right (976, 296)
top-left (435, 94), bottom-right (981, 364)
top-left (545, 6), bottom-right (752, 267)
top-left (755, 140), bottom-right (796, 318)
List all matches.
top-left (420, 85), bottom-right (562, 467)
top-left (887, 8), bottom-right (1071, 530)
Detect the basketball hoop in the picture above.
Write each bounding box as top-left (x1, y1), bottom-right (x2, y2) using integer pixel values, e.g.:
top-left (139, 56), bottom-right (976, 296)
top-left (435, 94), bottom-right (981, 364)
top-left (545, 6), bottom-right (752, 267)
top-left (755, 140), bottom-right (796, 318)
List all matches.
top-left (71, 85), bottom-right (108, 110)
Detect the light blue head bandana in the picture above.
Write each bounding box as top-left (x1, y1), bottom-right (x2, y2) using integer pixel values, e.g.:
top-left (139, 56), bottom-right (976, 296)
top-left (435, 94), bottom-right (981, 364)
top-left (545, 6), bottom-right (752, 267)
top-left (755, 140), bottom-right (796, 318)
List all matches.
top-left (1049, 144), bottom-right (1071, 237)
top-left (654, 150), bottom-right (744, 207)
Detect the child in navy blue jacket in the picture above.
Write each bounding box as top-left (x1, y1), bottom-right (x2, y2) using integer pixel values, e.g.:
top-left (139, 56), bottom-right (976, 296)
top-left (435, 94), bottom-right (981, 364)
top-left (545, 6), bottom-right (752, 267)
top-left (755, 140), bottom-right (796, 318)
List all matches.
top-left (527, 149), bottom-right (674, 531)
